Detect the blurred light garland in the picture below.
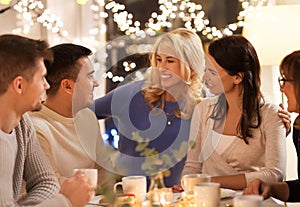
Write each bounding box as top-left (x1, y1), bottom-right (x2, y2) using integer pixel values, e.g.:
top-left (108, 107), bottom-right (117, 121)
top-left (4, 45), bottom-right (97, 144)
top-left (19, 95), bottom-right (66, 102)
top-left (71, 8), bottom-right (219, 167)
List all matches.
top-left (10, 0), bottom-right (68, 38)
top-left (1, 0), bottom-right (271, 41)
top-left (88, 0), bottom-right (271, 82)
top-left (97, 0), bottom-right (272, 40)
top-left (1, 0), bottom-right (271, 83)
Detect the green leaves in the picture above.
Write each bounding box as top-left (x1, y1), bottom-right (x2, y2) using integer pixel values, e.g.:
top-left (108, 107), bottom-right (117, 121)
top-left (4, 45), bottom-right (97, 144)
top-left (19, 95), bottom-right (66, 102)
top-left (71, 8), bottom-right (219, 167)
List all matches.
top-left (132, 131), bottom-right (190, 177)
top-left (171, 140), bottom-right (195, 162)
top-left (161, 154), bottom-right (173, 167)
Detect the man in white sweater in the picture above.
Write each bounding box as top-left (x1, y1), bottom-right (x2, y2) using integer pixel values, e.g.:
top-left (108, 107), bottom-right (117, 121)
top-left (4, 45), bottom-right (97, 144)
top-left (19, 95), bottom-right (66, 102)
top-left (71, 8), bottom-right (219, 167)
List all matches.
top-left (0, 35), bottom-right (93, 206)
top-left (29, 43), bottom-right (115, 193)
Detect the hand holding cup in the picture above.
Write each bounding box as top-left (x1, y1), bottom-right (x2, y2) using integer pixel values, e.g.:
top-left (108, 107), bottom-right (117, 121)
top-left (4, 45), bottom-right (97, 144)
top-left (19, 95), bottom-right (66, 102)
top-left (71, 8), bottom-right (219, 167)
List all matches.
top-left (60, 170), bottom-right (94, 207)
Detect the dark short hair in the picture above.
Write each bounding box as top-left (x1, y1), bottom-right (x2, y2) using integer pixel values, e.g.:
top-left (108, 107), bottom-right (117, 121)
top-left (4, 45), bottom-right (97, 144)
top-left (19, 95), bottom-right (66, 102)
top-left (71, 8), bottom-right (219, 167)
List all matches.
top-left (0, 34), bottom-right (51, 95)
top-left (280, 50), bottom-right (300, 111)
top-left (44, 43), bottom-right (92, 96)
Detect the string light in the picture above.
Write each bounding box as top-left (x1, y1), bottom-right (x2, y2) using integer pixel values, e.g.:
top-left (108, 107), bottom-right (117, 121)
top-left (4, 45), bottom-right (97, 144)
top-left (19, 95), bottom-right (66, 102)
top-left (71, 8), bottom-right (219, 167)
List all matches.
top-left (5, 0), bottom-right (106, 52)
top-left (2, 0), bottom-right (272, 41)
top-left (0, 0), bottom-right (12, 5)
top-left (93, 0), bottom-right (272, 82)
top-left (11, 0), bottom-right (68, 39)
top-left (1, 0), bottom-right (272, 82)
top-left (99, 0), bottom-right (270, 39)
top-left (77, 0), bottom-right (89, 5)
top-left (88, 0), bottom-right (108, 44)
top-left (75, 0), bottom-right (272, 82)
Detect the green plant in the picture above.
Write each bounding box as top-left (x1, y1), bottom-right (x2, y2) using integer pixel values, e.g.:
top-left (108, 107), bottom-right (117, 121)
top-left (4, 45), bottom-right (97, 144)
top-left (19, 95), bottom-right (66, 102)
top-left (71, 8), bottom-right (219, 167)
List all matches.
top-left (131, 131), bottom-right (194, 177)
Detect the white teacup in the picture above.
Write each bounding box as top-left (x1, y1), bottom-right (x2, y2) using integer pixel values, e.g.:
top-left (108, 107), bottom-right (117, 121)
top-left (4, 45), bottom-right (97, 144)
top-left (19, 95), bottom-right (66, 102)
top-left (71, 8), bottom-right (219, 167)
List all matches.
top-left (181, 174), bottom-right (211, 192)
top-left (114, 175), bottom-right (147, 204)
top-left (233, 195), bottom-right (263, 207)
top-left (193, 182), bottom-right (220, 207)
top-left (73, 168), bottom-right (98, 189)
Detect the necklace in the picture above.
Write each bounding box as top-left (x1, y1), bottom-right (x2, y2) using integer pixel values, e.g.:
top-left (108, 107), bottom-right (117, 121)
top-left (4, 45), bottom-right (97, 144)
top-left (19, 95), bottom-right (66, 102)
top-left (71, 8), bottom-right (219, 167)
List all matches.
top-left (165, 111), bottom-right (176, 126)
top-left (162, 101), bottom-right (178, 126)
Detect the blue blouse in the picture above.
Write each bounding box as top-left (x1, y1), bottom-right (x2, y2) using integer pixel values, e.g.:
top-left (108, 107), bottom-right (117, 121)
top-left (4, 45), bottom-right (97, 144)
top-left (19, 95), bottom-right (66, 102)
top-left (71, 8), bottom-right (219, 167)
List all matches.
top-left (92, 80), bottom-right (191, 187)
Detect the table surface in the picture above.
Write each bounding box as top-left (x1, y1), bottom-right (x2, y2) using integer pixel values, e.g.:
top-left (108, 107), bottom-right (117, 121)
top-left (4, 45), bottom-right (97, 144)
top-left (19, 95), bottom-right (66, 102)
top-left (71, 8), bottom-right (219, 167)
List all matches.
top-left (86, 195), bottom-right (293, 207)
top-left (220, 197), bottom-right (285, 207)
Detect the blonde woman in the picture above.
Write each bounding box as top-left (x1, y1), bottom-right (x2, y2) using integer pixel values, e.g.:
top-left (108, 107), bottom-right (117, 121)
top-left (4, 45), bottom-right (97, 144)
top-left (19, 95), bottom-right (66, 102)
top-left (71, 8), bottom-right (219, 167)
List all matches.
top-left (93, 28), bottom-right (205, 187)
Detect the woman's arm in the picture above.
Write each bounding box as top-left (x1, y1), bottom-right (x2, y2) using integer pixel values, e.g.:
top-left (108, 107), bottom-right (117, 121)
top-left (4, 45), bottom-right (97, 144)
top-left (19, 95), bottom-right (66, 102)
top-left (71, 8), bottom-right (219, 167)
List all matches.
top-left (245, 104), bottom-right (286, 184)
top-left (94, 90), bottom-right (114, 119)
top-left (211, 174), bottom-right (247, 190)
top-left (181, 103), bottom-right (203, 176)
top-left (285, 180), bottom-right (300, 202)
top-left (93, 81), bottom-right (140, 120)
top-left (244, 178), bottom-right (290, 202)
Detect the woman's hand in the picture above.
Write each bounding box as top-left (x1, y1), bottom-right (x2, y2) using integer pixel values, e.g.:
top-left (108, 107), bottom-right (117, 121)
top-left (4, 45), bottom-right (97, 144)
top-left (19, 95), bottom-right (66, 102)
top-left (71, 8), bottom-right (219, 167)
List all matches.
top-left (243, 178), bottom-right (270, 199)
top-left (172, 184), bottom-right (184, 193)
top-left (278, 103), bottom-right (291, 136)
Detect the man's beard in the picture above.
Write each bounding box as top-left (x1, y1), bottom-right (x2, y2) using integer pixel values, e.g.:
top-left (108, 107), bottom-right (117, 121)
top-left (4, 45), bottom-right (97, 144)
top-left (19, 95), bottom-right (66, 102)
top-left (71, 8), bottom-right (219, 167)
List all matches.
top-left (31, 102), bottom-right (43, 112)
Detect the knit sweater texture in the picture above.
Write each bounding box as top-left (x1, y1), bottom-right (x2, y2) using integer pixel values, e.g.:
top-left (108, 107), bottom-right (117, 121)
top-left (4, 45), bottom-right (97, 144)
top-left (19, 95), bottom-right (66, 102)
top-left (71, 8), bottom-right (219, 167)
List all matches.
top-left (0, 113), bottom-right (72, 206)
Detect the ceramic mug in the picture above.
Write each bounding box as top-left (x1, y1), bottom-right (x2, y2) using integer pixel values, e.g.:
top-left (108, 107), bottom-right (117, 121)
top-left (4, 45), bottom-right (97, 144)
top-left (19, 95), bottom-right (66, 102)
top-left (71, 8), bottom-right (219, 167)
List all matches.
top-left (181, 173), bottom-right (211, 192)
top-left (193, 182), bottom-right (220, 207)
top-left (114, 175), bottom-right (147, 204)
top-left (73, 168), bottom-right (98, 189)
top-left (233, 195), bottom-right (263, 207)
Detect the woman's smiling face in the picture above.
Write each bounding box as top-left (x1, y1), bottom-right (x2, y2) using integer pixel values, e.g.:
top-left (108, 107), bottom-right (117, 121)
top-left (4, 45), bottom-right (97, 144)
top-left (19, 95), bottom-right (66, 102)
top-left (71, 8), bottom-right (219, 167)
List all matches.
top-left (156, 44), bottom-right (184, 89)
top-left (202, 53), bottom-right (237, 95)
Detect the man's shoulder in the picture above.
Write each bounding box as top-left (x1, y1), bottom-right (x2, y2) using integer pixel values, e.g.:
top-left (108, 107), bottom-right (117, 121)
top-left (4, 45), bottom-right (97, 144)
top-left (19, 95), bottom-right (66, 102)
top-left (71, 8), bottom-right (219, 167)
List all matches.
top-left (76, 108), bottom-right (98, 120)
top-left (29, 105), bottom-right (68, 126)
top-left (14, 113), bottom-right (36, 144)
top-left (196, 96), bottom-right (219, 109)
top-left (28, 106), bottom-right (63, 137)
top-left (28, 108), bottom-right (51, 127)
top-left (75, 108), bottom-right (100, 129)
top-left (259, 100), bottom-right (282, 122)
top-left (260, 100), bottom-right (280, 112)
top-left (28, 106), bottom-right (48, 121)
top-left (18, 113), bottom-right (35, 130)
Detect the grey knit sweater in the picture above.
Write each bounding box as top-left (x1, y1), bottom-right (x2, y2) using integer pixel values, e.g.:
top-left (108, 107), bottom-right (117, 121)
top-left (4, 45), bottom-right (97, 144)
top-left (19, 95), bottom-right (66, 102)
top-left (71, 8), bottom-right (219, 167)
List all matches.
top-left (0, 113), bottom-right (72, 206)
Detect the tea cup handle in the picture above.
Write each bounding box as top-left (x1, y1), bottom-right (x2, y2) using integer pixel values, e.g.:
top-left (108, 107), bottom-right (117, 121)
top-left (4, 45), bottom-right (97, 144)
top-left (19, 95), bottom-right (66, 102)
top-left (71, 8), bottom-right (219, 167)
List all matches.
top-left (113, 181), bottom-right (123, 193)
top-left (180, 179), bottom-right (184, 191)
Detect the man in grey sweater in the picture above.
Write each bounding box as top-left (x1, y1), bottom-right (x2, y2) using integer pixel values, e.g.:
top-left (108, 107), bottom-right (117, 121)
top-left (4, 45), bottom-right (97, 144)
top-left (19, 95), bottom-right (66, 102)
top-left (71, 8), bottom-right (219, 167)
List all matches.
top-left (0, 34), bottom-right (93, 206)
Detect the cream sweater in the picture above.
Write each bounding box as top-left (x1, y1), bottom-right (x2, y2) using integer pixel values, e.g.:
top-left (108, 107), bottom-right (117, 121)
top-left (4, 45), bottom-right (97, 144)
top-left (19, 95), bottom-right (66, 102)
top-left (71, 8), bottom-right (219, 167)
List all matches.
top-left (182, 97), bottom-right (287, 185)
top-left (29, 106), bottom-right (114, 188)
top-left (0, 114), bottom-right (72, 206)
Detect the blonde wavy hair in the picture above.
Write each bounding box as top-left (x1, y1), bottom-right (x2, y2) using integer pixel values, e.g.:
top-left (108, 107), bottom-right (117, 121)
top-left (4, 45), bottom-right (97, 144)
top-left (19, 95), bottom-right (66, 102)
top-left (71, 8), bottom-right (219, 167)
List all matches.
top-left (142, 28), bottom-right (205, 119)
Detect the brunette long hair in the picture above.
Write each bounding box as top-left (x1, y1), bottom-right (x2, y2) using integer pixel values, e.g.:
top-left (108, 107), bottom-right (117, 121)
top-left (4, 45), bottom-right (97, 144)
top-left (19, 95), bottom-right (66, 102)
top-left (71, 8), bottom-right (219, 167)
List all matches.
top-left (208, 35), bottom-right (263, 143)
